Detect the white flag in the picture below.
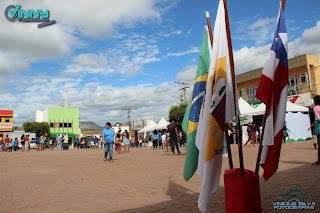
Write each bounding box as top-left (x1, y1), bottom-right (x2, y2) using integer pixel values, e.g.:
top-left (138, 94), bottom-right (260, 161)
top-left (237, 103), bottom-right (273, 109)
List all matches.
top-left (195, 0), bottom-right (238, 212)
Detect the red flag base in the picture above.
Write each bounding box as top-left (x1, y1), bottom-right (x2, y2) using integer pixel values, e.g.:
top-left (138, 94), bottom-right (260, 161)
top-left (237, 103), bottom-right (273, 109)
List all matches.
top-left (224, 168), bottom-right (262, 213)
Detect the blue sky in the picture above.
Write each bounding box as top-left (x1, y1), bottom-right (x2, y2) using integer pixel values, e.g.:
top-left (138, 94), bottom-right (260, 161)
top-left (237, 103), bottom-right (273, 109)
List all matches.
top-left (0, 0), bottom-right (319, 126)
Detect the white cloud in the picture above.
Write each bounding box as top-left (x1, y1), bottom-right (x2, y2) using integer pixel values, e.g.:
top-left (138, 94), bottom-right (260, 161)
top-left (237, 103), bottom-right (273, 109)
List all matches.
top-left (0, 0), bottom-right (172, 77)
top-left (163, 30), bottom-right (182, 37)
top-left (64, 33), bottom-right (162, 76)
top-left (234, 45), bottom-right (270, 74)
top-left (73, 53), bottom-right (107, 68)
top-left (288, 20), bottom-right (320, 57)
top-left (175, 65), bottom-right (197, 84)
top-left (0, 77), bottom-right (182, 126)
top-left (166, 47), bottom-right (200, 57)
top-left (233, 17), bottom-right (276, 46)
top-left (234, 20), bottom-right (320, 74)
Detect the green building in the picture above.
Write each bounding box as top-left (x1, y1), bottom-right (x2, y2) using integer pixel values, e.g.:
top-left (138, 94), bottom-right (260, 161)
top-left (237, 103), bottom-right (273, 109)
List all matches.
top-left (36, 107), bottom-right (80, 143)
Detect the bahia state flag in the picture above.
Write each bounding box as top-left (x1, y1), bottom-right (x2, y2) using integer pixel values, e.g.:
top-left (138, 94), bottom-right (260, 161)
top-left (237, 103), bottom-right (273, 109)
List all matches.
top-left (256, 6), bottom-right (288, 181)
top-left (195, 0), bottom-right (238, 212)
top-left (182, 27), bottom-right (211, 182)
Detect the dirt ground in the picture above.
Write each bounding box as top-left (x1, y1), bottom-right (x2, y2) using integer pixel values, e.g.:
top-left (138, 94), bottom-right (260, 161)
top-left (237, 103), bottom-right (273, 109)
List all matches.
top-left (0, 141), bottom-right (319, 213)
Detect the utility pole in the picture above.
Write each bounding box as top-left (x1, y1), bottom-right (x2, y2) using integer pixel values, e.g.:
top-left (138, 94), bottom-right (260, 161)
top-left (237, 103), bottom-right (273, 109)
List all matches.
top-left (174, 81), bottom-right (190, 103)
top-left (122, 108), bottom-right (132, 130)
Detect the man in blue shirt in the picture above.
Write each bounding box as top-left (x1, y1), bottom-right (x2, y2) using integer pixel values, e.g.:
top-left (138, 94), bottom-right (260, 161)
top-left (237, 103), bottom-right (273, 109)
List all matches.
top-left (102, 122), bottom-right (115, 162)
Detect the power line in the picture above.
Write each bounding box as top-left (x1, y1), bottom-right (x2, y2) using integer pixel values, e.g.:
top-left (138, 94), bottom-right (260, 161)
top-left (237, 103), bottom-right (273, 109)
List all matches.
top-left (174, 81), bottom-right (190, 103)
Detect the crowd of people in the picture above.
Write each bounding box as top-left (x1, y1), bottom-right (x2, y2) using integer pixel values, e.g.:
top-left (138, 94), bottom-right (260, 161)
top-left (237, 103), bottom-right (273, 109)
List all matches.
top-left (101, 119), bottom-right (186, 162)
top-left (0, 134), bottom-right (31, 152)
top-left (149, 118), bottom-right (184, 154)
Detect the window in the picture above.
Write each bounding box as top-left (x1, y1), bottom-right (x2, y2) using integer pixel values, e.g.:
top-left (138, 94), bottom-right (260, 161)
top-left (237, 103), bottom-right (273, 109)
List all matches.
top-left (59, 123), bottom-right (63, 128)
top-left (54, 123), bottom-right (59, 128)
top-left (288, 76), bottom-right (298, 95)
top-left (300, 72), bottom-right (308, 85)
top-left (68, 123), bottom-right (72, 128)
top-left (50, 123), bottom-right (54, 128)
top-left (238, 88), bottom-right (244, 97)
top-left (247, 86), bottom-right (258, 103)
top-left (64, 123), bottom-right (68, 128)
top-left (5, 117), bottom-right (10, 123)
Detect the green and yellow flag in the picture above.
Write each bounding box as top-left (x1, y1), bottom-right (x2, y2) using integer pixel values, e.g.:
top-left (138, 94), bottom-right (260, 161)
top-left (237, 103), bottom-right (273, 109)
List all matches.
top-left (182, 27), bottom-right (211, 181)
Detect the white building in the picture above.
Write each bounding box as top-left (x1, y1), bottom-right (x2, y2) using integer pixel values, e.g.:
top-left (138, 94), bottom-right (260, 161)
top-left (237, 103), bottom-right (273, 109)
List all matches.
top-left (131, 120), bottom-right (153, 131)
top-left (35, 109), bottom-right (48, 122)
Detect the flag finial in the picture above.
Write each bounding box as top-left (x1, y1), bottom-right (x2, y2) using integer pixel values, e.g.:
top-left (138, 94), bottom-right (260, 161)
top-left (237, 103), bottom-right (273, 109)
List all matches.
top-left (206, 11), bottom-right (210, 18)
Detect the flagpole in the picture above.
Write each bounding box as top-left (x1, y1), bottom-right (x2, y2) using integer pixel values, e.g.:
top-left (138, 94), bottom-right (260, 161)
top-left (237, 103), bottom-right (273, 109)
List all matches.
top-left (281, 0), bottom-right (286, 11)
top-left (254, 0), bottom-right (286, 175)
top-left (254, 117), bottom-right (266, 174)
top-left (223, 0), bottom-right (245, 176)
top-left (206, 11), bottom-right (214, 47)
top-left (225, 125), bottom-right (233, 169)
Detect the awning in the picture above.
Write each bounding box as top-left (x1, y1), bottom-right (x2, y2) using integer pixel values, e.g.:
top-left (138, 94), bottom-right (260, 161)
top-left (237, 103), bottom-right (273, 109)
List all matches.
top-left (50, 133), bottom-right (75, 138)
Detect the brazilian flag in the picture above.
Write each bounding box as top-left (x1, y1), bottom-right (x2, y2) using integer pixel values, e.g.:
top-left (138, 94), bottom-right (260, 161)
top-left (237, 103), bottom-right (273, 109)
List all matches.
top-left (182, 27), bottom-right (211, 181)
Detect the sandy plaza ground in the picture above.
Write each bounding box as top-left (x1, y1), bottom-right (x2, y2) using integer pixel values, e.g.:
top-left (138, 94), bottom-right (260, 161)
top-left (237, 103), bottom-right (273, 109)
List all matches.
top-left (0, 141), bottom-right (319, 213)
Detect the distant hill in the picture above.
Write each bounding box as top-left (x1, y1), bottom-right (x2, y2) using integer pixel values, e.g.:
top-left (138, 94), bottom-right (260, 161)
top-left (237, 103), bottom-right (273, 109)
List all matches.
top-left (80, 122), bottom-right (103, 131)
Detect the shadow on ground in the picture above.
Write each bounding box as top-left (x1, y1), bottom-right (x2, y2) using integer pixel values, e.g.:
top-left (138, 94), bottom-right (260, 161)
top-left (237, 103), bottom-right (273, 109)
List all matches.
top-left (113, 163), bottom-right (320, 213)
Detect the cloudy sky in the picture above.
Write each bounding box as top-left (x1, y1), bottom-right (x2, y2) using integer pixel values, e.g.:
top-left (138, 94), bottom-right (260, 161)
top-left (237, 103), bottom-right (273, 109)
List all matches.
top-left (0, 0), bottom-right (319, 126)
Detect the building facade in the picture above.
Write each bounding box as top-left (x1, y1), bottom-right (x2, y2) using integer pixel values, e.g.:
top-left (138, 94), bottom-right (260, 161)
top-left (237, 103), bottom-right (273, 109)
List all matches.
top-left (0, 110), bottom-right (13, 141)
top-left (131, 119), bottom-right (153, 131)
top-left (36, 107), bottom-right (80, 142)
top-left (237, 54), bottom-right (320, 107)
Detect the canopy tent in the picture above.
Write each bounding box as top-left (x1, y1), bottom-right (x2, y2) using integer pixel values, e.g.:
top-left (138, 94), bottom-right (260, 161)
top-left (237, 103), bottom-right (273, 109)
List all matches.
top-left (137, 120), bottom-right (156, 133)
top-left (254, 101), bottom-right (309, 115)
top-left (238, 97), bottom-right (260, 116)
top-left (152, 118), bottom-right (170, 130)
top-left (285, 112), bottom-right (312, 141)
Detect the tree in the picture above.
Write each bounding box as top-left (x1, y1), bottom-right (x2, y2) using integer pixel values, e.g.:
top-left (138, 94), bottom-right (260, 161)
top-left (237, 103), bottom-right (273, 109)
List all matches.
top-left (169, 103), bottom-right (188, 127)
top-left (114, 122), bottom-right (123, 126)
top-left (23, 122), bottom-right (50, 136)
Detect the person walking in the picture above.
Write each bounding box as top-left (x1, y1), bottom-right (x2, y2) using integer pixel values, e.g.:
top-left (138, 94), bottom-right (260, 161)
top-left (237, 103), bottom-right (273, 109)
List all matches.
top-left (283, 121), bottom-right (291, 143)
top-left (122, 130), bottom-right (130, 153)
top-left (244, 123), bottom-right (257, 147)
top-left (308, 121), bottom-right (318, 149)
top-left (56, 134), bottom-right (62, 151)
top-left (312, 95), bottom-right (320, 165)
top-left (152, 130), bottom-right (159, 149)
top-left (102, 122), bottom-right (115, 162)
top-left (167, 119), bottom-right (180, 154)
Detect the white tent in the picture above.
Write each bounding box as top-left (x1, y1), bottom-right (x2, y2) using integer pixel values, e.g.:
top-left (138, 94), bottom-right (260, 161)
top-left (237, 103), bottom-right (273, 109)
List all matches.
top-left (238, 97), bottom-right (260, 116)
top-left (137, 120), bottom-right (156, 133)
top-left (255, 101), bottom-right (309, 115)
top-left (152, 118), bottom-right (170, 130)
